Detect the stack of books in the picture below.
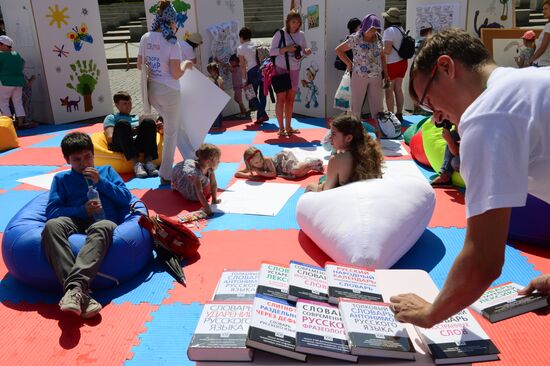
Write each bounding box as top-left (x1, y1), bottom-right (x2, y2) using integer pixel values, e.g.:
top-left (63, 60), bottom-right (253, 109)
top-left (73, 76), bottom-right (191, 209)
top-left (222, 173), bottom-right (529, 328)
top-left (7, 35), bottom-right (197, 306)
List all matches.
top-left (186, 260), bottom-right (545, 364)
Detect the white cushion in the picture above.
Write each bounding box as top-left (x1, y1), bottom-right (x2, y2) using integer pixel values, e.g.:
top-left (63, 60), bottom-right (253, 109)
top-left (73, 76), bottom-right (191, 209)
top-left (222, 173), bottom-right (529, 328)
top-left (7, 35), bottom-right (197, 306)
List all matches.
top-left (296, 161), bottom-right (435, 268)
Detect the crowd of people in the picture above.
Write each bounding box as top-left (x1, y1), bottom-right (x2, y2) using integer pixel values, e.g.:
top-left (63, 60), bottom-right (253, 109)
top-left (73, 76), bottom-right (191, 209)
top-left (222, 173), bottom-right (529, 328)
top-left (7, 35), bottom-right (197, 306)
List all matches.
top-left (2, 0), bottom-right (550, 326)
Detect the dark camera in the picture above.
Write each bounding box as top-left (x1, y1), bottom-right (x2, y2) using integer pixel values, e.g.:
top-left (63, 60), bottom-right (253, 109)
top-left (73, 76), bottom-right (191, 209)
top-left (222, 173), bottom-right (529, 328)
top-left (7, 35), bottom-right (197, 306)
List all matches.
top-left (294, 45), bottom-right (302, 60)
top-left (435, 119), bottom-right (453, 130)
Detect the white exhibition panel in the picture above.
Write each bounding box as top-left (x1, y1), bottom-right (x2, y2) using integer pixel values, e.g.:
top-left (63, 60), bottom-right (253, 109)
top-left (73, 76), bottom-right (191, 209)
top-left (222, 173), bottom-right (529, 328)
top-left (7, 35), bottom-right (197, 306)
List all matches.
top-left (466, 0), bottom-right (515, 39)
top-left (195, 0), bottom-right (245, 117)
top-left (0, 0), bottom-right (53, 123)
top-left (325, 0), bottom-right (386, 118)
top-left (403, 0), bottom-right (468, 111)
top-left (281, 0), bottom-right (326, 119)
top-left (0, 0), bottom-right (112, 124)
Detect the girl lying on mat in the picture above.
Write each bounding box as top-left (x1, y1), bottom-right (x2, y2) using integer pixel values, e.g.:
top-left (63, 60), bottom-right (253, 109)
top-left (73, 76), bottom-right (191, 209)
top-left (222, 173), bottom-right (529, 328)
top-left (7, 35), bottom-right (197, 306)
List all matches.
top-left (172, 143), bottom-right (221, 216)
top-left (306, 115), bottom-right (383, 192)
top-left (234, 146), bottom-right (324, 180)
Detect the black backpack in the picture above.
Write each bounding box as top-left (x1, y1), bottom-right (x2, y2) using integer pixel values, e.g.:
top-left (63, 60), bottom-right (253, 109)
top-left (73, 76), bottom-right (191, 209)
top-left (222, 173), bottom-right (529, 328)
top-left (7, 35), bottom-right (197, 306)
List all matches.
top-left (391, 26), bottom-right (415, 59)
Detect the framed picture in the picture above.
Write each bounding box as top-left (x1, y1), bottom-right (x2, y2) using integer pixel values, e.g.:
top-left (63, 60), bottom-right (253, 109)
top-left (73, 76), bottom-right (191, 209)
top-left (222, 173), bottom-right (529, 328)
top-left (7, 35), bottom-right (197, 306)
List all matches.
top-left (481, 28), bottom-right (542, 68)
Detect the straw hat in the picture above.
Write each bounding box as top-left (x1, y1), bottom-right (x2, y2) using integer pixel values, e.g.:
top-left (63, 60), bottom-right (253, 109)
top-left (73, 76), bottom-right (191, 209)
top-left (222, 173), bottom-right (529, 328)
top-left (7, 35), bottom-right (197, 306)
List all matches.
top-left (382, 7), bottom-right (402, 24)
top-left (187, 32), bottom-right (203, 45)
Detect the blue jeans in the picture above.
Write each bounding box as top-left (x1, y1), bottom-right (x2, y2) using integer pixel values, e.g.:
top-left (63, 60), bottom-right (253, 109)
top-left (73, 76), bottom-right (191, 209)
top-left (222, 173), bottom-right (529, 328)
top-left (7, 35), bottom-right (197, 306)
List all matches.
top-left (247, 65), bottom-right (267, 118)
top-left (440, 129), bottom-right (460, 174)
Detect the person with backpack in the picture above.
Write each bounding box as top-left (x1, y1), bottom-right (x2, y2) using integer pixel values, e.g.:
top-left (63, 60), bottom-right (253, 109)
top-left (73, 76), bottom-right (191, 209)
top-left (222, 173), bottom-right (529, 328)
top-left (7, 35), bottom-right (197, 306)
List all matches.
top-left (334, 18), bottom-right (361, 72)
top-left (382, 7), bottom-right (412, 123)
top-left (237, 27), bottom-right (268, 124)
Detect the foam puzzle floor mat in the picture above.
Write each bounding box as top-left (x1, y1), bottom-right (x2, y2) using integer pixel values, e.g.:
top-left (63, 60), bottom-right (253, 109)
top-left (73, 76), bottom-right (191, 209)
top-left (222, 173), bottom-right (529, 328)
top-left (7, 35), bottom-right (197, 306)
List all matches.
top-left (0, 117), bottom-right (548, 365)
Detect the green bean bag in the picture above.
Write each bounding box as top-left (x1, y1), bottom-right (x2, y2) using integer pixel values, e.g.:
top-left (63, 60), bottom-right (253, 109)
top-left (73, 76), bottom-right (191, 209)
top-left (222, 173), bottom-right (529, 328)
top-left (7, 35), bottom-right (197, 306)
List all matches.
top-left (421, 120), bottom-right (465, 188)
top-left (403, 116), bottom-right (430, 145)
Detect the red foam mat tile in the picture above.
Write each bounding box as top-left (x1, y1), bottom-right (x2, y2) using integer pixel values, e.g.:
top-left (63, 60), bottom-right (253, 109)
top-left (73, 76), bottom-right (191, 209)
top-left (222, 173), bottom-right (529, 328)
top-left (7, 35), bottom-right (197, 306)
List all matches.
top-left (429, 188), bottom-right (467, 228)
top-left (514, 243), bottom-right (550, 274)
top-left (71, 123), bottom-right (104, 135)
top-left (132, 188), bottom-right (202, 217)
top-left (0, 148), bottom-right (67, 166)
top-left (252, 128), bottom-right (326, 145)
top-left (218, 144), bottom-right (250, 163)
top-left (215, 119), bottom-right (258, 132)
top-left (164, 229), bottom-right (331, 304)
top-left (17, 134), bottom-right (55, 148)
top-left (472, 309), bottom-right (550, 366)
top-left (0, 302), bottom-right (157, 366)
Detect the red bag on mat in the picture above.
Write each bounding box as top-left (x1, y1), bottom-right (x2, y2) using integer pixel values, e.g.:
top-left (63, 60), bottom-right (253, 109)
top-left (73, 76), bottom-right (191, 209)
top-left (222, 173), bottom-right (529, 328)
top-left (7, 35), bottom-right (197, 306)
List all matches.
top-left (132, 202), bottom-right (200, 259)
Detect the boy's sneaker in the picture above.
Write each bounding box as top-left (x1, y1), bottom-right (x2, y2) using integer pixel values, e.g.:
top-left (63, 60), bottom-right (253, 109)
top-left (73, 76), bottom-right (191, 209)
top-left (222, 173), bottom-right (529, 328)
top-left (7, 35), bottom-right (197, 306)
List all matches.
top-left (134, 162), bottom-right (148, 178)
top-left (59, 287), bottom-right (83, 316)
top-left (144, 161), bottom-right (159, 177)
top-left (81, 293), bottom-right (102, 318)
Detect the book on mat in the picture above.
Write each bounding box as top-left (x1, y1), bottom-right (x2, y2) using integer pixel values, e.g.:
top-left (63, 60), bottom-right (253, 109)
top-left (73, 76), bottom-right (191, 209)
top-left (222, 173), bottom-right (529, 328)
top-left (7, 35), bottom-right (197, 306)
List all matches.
top-left (295, 299), bottom-right (358, 362)
top-left (187, 301), bottom-right (254, 361)
top-left (415, 309), bottom-right (500, 365)
top-left (338, 299), bottom-right (415, 360)
top-left (471, 282), bottom-right (549, 323)
top-left (325, 262), bottom-right (383, 304)
top-left (288, 260), bottom-right (329, 303)
top-left (246, 294), bottom-right (307, 362)
top-left (212, 270), bottom-right (259, 301)
top-left (256, 262), bottom-right (290, 301)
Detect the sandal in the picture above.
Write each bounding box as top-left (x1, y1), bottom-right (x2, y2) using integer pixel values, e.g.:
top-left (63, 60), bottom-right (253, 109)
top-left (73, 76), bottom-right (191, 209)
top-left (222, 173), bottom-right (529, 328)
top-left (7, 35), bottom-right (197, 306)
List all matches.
top-left (278, 128), bottom-right (288, 137)
top-left (286, 128), bottom-right (300, 135)
top-left (430, 174), bottom-right (452, 187)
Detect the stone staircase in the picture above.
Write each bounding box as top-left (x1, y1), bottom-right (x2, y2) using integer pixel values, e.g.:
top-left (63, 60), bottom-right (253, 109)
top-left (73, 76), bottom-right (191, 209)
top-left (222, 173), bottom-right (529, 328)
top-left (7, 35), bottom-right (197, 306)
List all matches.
top-left (516, 0), bottom-right (547, 29)
top-left (100, 2), bottom-right (147, 70)
top-left (243, 0), bottom-right (283, 37)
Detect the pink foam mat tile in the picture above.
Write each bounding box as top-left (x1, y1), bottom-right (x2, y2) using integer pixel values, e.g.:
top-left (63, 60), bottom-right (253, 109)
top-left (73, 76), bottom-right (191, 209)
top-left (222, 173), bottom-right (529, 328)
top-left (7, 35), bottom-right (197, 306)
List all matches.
top-left (0, 148), bottom-right (67, 166)
top-left (252, 128), bottom-right (326, 145)
top-left (164, 229), bottom-right (331, 304)
top-left (429, 188), bottom-right (467, 228)
top-left (0, 301), bottom-right (157, 366)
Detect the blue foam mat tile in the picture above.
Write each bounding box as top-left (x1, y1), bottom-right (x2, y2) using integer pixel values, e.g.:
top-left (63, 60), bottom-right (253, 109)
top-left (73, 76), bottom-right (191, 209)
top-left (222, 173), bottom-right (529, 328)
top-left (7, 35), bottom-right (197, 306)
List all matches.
top-left (204, 130), bottom-right (257, 145)
top-left (393, 227), bottom-right (541, 289)
top-left (16, 122), bottom-right (90, 137)
top-left (0, 275), bottom-right (59, 304)
top-left (0, 190), bottom-right (43, 231)
top-left (0, 165), bottom-right (58, 190)
top-left (403, 114), bottom-right (429, 126)
top-left (259, 117), bottom-right (327, 131)
top-left (28, 133), bottom-right (67, 148)
top-left (126, 302), bottom-right (203, 366)
top-left (124, 176), bottom-right (165, 190)
top-left (413, 161), bottom-right (436, 182)
top-left (202, 188), bottom-right (303, 232)
top-left (214, 162), bottom-right (240, 190)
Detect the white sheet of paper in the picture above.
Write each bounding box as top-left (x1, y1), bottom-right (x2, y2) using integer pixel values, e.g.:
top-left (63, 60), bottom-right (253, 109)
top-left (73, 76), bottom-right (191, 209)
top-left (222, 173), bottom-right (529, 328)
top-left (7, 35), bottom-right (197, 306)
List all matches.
top-left (213, 180), bottom-right (300, 216)
top-left (17, 170), bottom-right (70, 190)
top-left (179, 68), bottom-right (231, 152)
top-left (198, 270), bottom-right (439, 366)
top-left (283, 146), bottom-right (330, 163)
top-left (380, 139), bottom-right (409, 157)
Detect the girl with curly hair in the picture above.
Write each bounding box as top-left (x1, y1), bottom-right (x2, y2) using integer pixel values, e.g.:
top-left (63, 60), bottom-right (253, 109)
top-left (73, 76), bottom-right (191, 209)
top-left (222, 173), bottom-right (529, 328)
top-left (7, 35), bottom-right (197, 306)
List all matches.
top-left (306, 115), bottom-right (383, 192)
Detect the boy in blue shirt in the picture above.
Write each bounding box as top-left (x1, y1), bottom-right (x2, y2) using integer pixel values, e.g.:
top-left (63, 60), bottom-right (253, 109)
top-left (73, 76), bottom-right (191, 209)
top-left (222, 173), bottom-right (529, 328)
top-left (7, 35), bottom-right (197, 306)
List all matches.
top-left (42, 132), bottom-right (133, 318)
top-left (104, 91), bottom-right (160, 178)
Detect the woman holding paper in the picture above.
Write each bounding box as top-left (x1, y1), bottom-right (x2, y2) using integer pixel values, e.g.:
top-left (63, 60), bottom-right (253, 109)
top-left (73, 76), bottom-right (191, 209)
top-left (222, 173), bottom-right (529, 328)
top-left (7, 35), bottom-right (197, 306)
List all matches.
top-left (137, 0), bottom-right (193, 184)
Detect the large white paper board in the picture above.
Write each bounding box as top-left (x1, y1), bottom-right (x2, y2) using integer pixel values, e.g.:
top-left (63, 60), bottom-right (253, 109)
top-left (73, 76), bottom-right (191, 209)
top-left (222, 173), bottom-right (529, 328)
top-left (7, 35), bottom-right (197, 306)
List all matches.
top-left (17, 169), bottom-right (70, 190)
top-left (179, 68), bottom-right (230, 152)
top-left (380, 139), bottom-right (409, 157)
top-left (283, 146), bottom-right (330, 163)
top-left (466, 0), bottom-right (515, 39)
top-left (213, 180), bottom-right (300, 216)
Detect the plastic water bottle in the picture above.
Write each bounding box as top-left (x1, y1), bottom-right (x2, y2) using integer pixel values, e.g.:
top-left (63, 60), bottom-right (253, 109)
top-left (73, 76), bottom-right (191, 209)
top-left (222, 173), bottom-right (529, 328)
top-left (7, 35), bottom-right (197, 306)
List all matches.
top-left (87, 185), bottom-right (105, 221)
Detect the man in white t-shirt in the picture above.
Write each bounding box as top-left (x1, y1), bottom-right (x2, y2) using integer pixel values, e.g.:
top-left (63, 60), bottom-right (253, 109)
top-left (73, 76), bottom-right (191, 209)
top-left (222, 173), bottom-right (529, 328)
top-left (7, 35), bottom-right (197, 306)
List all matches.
top-left (237, 27), bottom-right (268, 124)
top-left (389, 28), bottom-right (550, 328)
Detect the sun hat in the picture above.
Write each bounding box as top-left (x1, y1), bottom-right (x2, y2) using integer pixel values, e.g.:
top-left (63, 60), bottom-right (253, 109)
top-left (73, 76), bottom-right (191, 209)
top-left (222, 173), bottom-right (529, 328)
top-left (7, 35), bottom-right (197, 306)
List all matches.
top-left (187, 32), bottom-right (203, 45)
top-left (521, 30), bottom-right (536, 41)
top-left (382, 7), bottom-right (402, 24)
top-left (0, 35), bottom-right (14, 47)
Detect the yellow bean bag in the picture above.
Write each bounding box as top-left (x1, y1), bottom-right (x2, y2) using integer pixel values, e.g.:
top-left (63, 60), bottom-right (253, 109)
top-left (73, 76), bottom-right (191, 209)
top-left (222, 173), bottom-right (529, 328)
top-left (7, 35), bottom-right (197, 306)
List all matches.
top-left (0, 116), bottom-right (19, 152)
top-left (421, 120), bottom-right (465, 188)
top-left (91, 131), bottom-right (164, 174)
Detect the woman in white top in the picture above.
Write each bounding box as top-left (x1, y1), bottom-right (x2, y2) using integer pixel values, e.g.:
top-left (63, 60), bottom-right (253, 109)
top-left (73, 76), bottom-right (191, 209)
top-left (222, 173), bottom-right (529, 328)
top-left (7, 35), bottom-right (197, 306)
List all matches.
top-left (528, 0), bottom-right (550, 67)
top-left (382, 7), bottom-right (407, 122)
top-left (137, 0), bottom-right (193, 184)
top-left (270, 10), bottom-right (312, 137)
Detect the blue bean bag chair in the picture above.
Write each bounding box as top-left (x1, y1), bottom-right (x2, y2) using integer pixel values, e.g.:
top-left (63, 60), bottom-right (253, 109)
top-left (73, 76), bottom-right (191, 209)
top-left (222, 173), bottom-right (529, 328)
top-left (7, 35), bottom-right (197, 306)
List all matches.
top-left (2, 192), bottom-right (153, 291)
top-left (509, 194), bottom-right (550, 246)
